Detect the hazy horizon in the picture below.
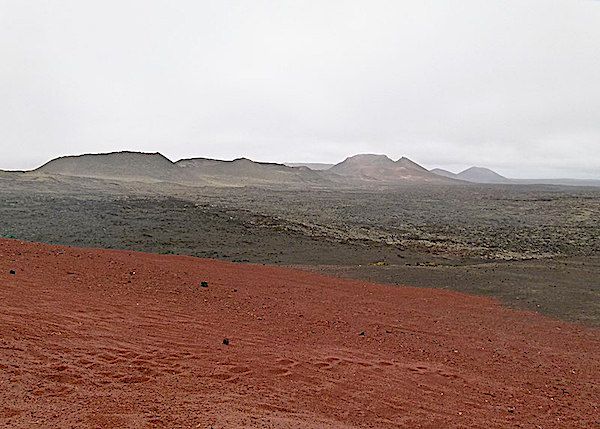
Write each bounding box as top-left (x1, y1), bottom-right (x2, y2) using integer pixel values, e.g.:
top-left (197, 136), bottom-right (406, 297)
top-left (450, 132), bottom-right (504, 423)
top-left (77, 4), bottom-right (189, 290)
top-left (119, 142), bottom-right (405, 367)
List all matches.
top-left (1, 1), bottom-right (599, 179)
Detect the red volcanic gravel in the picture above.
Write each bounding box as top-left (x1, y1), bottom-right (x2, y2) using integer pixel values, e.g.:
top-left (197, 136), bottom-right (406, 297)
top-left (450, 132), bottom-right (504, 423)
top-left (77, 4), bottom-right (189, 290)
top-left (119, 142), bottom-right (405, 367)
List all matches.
top-left (0, 239), bottom-right (598, 428)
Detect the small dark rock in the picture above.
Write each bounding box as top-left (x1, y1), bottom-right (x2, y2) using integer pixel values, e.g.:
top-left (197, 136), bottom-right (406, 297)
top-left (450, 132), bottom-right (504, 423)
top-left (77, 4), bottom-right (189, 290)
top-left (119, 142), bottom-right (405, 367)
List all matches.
top-left (359, 331), bottom-right (366, 336)
top-left (200, 281), bottom-right (209, 288)
top-left (222, 338), bottom-right (230, 346)
top-left (9, 270), bottom-right (16, 275)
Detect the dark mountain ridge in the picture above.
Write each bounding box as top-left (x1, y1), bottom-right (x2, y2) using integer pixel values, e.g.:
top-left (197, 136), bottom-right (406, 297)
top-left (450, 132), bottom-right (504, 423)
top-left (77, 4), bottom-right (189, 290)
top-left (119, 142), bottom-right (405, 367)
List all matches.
top-left (34, 151), bottom-right (186, 183)
top-left (26, 151), bottom-right (599, 188)
top-left (176, 157), bottom-right (330, 186)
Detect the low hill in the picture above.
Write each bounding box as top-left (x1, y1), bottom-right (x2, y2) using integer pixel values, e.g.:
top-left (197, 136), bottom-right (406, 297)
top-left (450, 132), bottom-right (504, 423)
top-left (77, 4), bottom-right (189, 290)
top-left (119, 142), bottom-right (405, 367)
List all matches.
top-left (430, 166), bottom-right (600, 187)
top-left (33, 152), bottom-right (333, 187)
top-left (330, 154), bottom-right (452, 184)
top-left (430, 166), bottom-right (512, 184)
top-left (457, 167), bottom-right (512, 184)
top-left (430, 168), bottom-right (458, 179)
top-left (329, 153), bottom-right (395, 175)
top-left (176, 157), bottom-right (331, 186)
top-left (33, 151), bottom-right (188, 183)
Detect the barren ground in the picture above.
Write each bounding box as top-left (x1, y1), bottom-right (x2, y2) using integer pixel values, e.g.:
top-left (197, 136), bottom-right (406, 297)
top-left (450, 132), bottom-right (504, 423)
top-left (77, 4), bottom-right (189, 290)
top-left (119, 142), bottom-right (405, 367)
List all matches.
top-left (1, 177), bottom-right (599, 325)
top-left (1, 239), bottom-right (598, 428)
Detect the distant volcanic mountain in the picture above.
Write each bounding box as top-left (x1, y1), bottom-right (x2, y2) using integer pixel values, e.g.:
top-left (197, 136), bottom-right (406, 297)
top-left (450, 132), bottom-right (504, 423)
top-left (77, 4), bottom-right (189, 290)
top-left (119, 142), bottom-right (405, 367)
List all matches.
top-left (176, 157), bottom-right (330, 186)
top-left (31, 151), bottom-right (455, 187)
top-left (34, 151), bottom-right (189, 183)
top-left (15, 150), bottom-right (600, 188)
top-left (329, 154), bottom-right (395, 176)
top-left (457, 167), bottom-right (512, 184)
top-left (33, 151), bottom-right (331, 187)
top-left (430, 166), bottom-right (512, 184)
top-left (329, 154), bottom-right (451, 184)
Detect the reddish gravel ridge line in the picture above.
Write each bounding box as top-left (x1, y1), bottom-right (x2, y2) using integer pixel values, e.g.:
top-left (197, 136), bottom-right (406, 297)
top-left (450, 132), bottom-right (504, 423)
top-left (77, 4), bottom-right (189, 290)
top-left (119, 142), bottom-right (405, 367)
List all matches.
top-left (0, 239), bottom-right (598, 428)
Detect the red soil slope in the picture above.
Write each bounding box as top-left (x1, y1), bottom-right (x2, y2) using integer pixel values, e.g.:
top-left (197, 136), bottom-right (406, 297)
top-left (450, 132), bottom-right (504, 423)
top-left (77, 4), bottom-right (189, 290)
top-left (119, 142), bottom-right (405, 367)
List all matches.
top-left (0, 239), bottom-right (598, 428)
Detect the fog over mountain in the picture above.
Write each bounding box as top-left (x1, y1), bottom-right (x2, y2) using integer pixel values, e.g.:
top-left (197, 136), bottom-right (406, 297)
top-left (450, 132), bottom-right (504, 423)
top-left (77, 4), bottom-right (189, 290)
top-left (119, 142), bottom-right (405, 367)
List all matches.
top-left (1, 1), bottom-right (599, 179)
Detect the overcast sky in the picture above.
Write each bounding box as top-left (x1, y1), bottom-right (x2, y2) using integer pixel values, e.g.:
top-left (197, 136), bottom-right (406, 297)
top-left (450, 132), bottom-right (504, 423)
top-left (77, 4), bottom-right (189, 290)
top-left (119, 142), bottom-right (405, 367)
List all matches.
top-left (1, 1), bottom-right (599, 178)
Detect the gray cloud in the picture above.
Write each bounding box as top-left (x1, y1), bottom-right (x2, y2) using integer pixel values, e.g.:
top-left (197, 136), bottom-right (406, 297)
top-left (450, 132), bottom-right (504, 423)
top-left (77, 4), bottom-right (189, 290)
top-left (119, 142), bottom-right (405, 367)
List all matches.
top-left (1, 0), bottom-right (599, 178)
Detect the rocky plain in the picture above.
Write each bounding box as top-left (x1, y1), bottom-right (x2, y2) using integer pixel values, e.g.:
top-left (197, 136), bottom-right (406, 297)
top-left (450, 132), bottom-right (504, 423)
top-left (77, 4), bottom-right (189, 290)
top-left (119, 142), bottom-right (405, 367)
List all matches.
top-left (1, 155), bottom-right (599, 325)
